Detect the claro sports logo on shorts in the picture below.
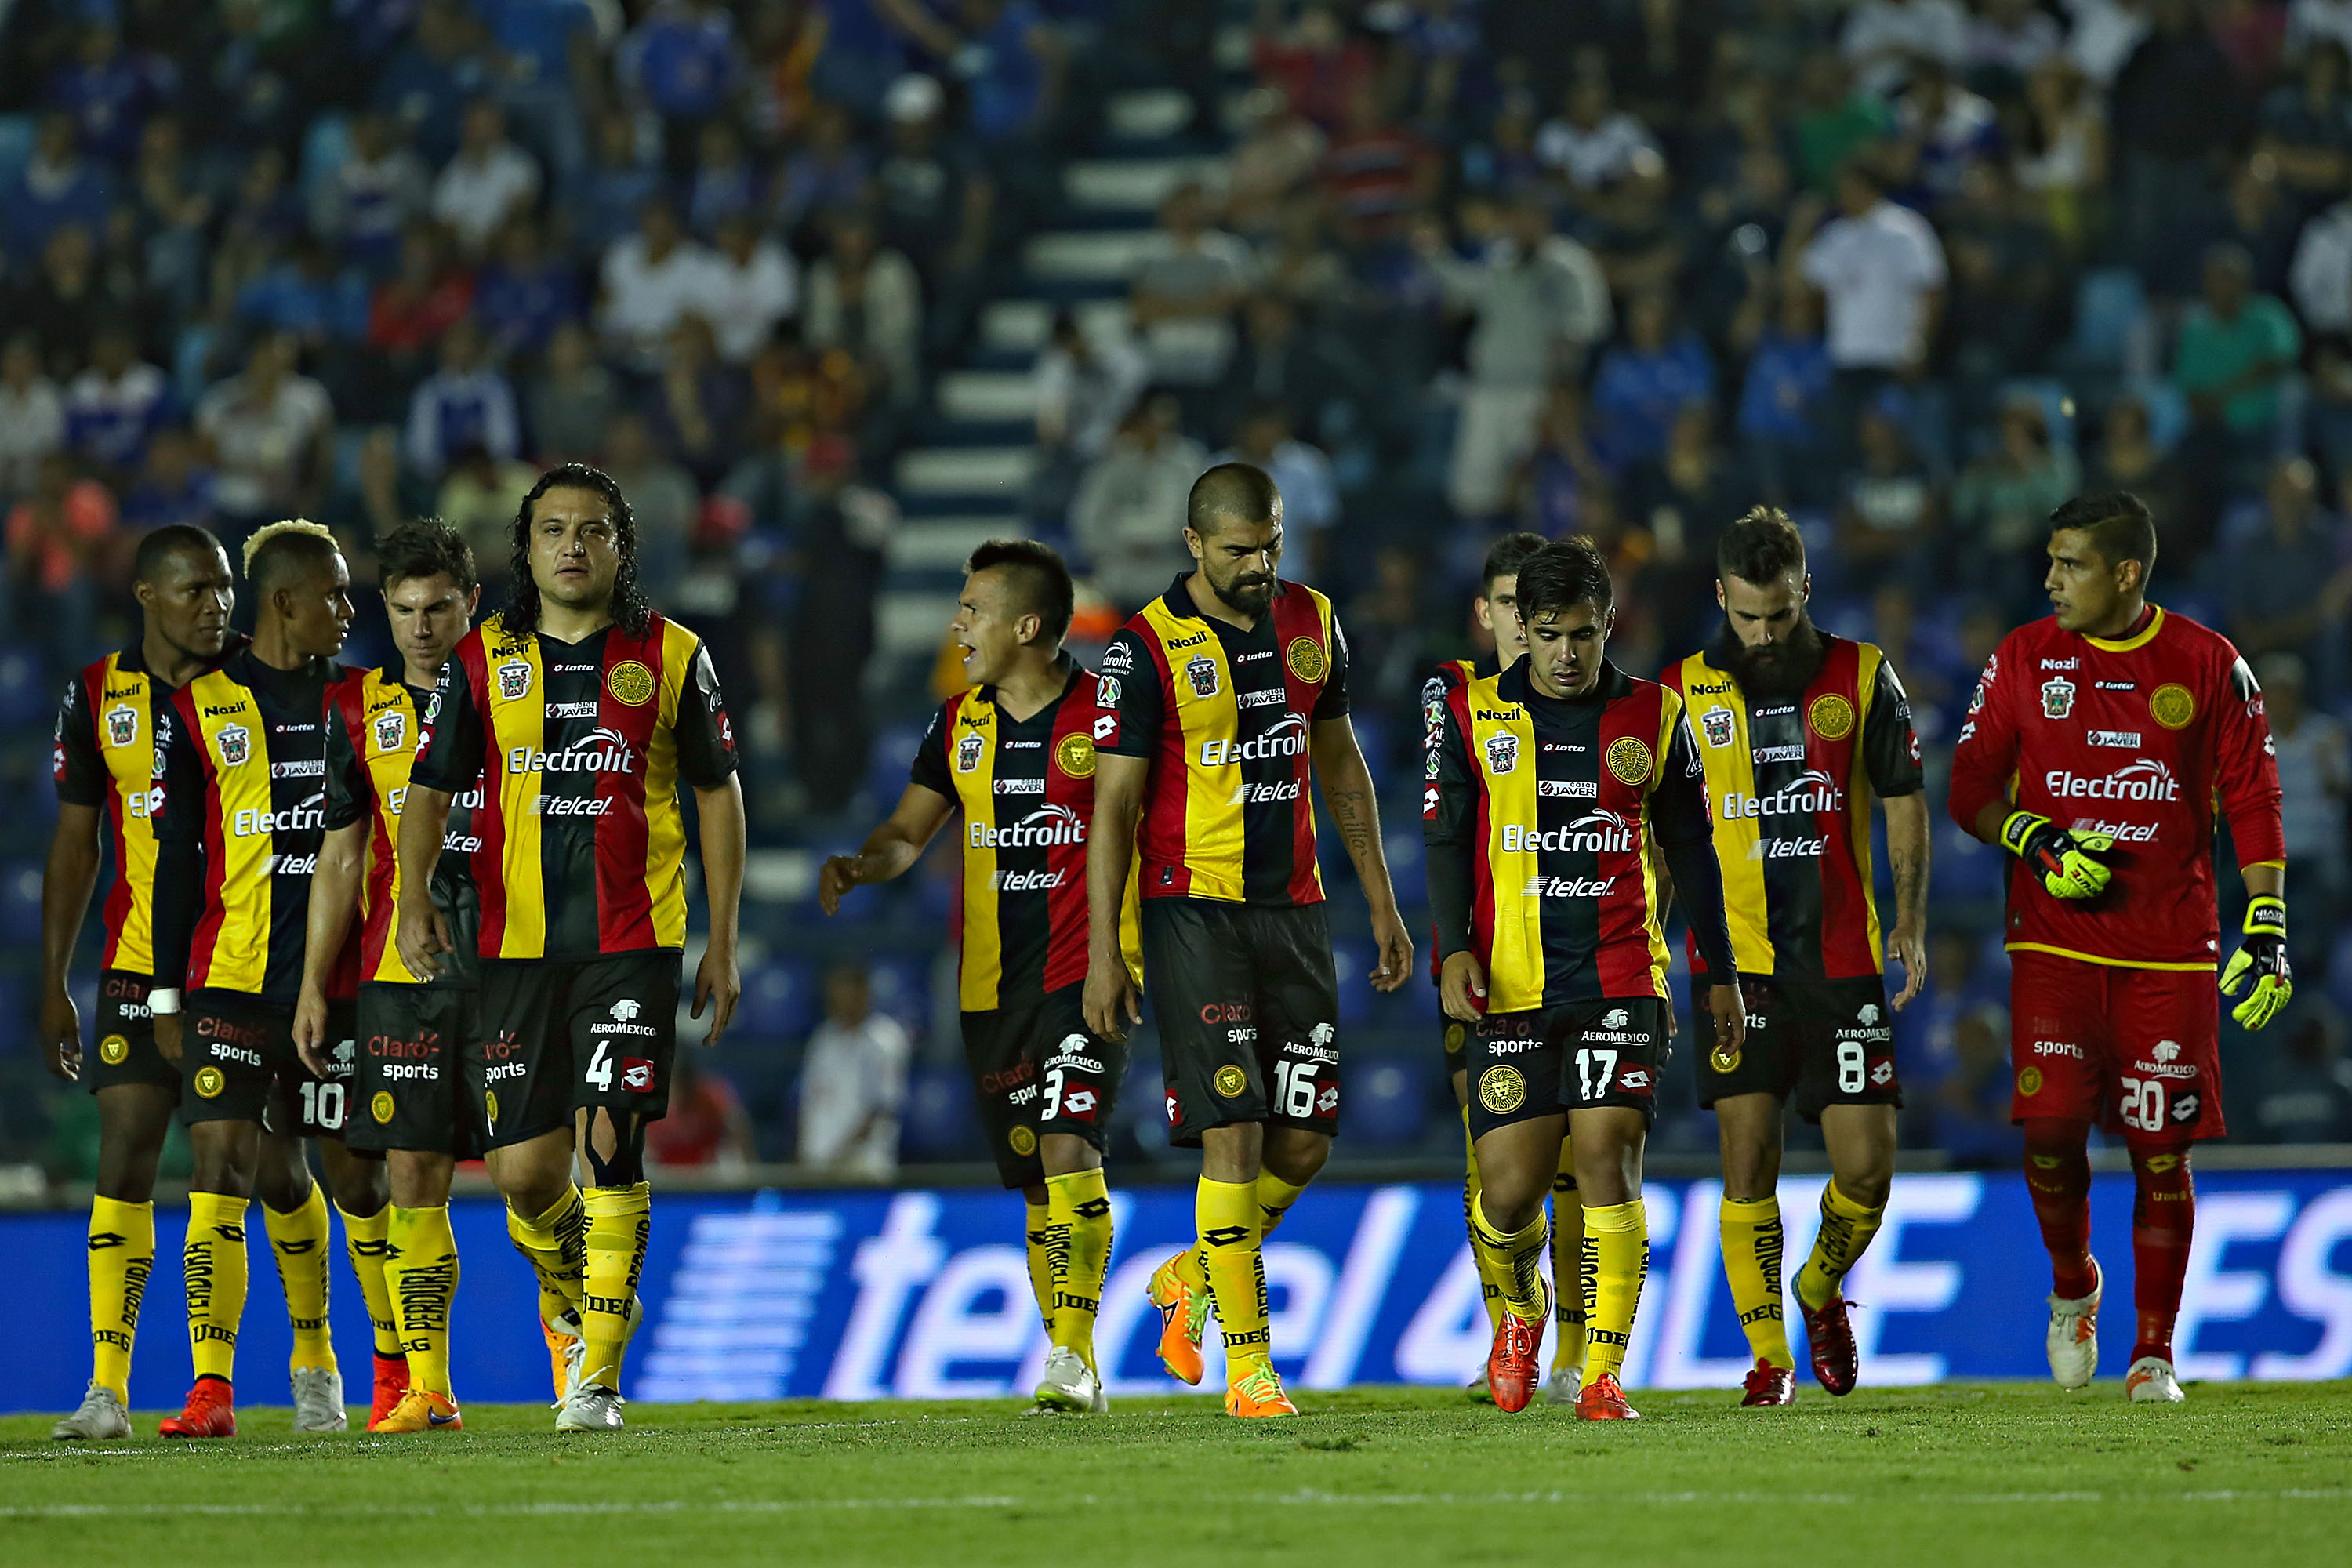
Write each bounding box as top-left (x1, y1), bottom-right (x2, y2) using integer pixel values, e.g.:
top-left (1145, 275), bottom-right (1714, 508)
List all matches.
top-left (1477, 1065), bottom-right (1526, 1114)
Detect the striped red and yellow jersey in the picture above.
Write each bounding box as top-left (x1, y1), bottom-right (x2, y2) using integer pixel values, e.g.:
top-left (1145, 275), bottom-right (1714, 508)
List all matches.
top-left (1424, 660), bottom-right (1721, 1009)
top-left (1662, 633), bottom-right (1924, 980)
top-left (1421, 650), bottom-right (1501, 981)
top-left (909, 664), bottom-right (1143, 1011)
top-left (325, 664), bottom-right (487, 987)
top-left (1096, 575), bottom-right (1348, 906)
top-left (154, 648), bottom-right (359, 1004)
top-left (408, 613), bottom-right (737, 961)
top-left (53, 646), bottom-right (174, 976)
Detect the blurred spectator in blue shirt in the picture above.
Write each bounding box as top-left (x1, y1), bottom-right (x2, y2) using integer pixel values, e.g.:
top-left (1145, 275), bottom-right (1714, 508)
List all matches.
top-left (65, 324), bottom-right (173, 481)
top-left (1212, 402), bottom-right (1336, 573)
top-left (1592, 289), bottom-right (1715, 471)
top-left (373, 0), bottom-right (494, 166)
top-left (777, 101), bottom-right (873, 234)
top-left (406, 317), bottom-right (521, 479)
top-left (474, 216), bottom-right (583, 361)
top-left (118, 426), bottom-right (218, 536)
top-left (5, 114), bottom-right (114, 270)
top-left (622, 0), bottom-right (742, 127)
top-left (236, 236), bottom-right (373, 347)
top-left (688, 120), bottom-right (762, 236)
top-left (1735, 283), bottom-right (1832, 506)
top-left (579, 111), bottom-right (669, 256)
top-left (44, 22), bottom-right (172, 168)
top-left (310, 111), bottom-right (431, 278)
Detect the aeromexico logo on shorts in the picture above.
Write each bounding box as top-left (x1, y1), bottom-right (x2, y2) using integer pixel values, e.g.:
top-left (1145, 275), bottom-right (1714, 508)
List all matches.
top-left (595, 998), bottom-right (659, 1040)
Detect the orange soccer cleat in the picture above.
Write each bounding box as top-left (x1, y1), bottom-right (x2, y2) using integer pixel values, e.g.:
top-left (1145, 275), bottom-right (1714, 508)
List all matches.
top-left (543, 1310), bottom-right (580, 1403)
top-left (368, 1352), bottom-right (409, 1430)
top-left (158, 1378), bottom-right (237, 1439)
top-left (1740, 1359), bottom-right (1796, 1407)
top-left (1147, 1250), bottom-right (1207, 1388)
top-left (1224, 1357), bottom-right (1298, 1418)
top-left (372, 1388), bottom-right (463, 1432)
top-left (1486, 1298), bottom-right (1547, 1414)
top-left (1573, 1374), bottom-right (1641, 1421)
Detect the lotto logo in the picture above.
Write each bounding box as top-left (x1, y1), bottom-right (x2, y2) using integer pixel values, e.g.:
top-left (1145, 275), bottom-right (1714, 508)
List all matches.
top-left (1062, 1088), bottom-right (1098, 1116)
top-left (621, 1057), bottom-right (655, 1092)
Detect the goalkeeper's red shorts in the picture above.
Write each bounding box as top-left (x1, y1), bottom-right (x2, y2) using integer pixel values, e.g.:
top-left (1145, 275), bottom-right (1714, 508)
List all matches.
top-left (2008, 949), bottom-right (2224, 1141)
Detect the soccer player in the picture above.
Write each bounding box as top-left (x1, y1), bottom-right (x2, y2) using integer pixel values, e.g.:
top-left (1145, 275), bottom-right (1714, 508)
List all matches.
top-left (294, 520), bottom-right (485, 1432)
top-left (149, 520), bottom-right (397, 1439)
top-left (1425, 538), bottom-right (1743, 1421)
top-left (1949, 493), bottom-right (2287, 1404)
top-left (42, 526), bottom-right (236, 1440)
top-left (1661, 509), bottom-right (1929, 1406)
top-left (1423, 531), bottom-right (1587, 1403)
top-left (1086, 463), bottom-right (1414, 1419)
top-left (820, 540), bottom-right (1139, 1415)
top-left (397, 463), bottom-right (745, 1432)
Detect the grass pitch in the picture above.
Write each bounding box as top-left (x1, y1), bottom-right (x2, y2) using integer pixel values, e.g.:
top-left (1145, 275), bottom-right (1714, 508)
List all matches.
top-left (3, 1384), bottom-right (2347, 1566)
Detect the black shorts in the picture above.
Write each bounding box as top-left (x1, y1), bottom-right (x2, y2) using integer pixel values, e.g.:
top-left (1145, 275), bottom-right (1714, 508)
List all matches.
top-left (347, 982), bottom-right (479, 1158)
top-left (963, 983), bottom-right (1128, 1188)
top-left (1142, 898), bottom-right (1341, 1148)
top-left (1441, 1018), bottom-right (1469, 1076)
top-left (1693, 971), bottom-right (1902, 1122)
top-left (1467, 998), bottom-right (1670, 1140)
top-left (467, 953), bottom-right (681, 1151)
top-left (86, 970), bottom-right (176, 1097)
top-left (185, 994), bottom-right (358, 1139)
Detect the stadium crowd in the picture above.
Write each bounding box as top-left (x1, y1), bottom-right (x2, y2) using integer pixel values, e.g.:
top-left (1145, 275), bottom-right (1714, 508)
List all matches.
top-left (5, 0), bottom-right (2352, 1187)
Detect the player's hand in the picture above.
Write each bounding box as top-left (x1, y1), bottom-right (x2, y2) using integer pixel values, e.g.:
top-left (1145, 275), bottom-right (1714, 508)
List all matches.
top-left (40, 983), bottom-right (81, 1082)
top-left (1888, 917), bottom-right (1928, 1010)
top-left (395, 897), bottom-right (454, 982)
top-left (2220, 896), bottom-right (2293, 1029)
top-left (1707, 982), bottom-right (1746, 1073)
top-left (292, 985), bottom-right (331, 1076)
top-left (1439, 952), bottom-right (1486, 1022)
top-left (1367, 906), bottom-right (1414, 993)
top-left (693, 940), bottom-right (742, 1046)
top-left (1083, 954), bottom-right (1142, 1044)
top-left (817, 854), bottom-right (860, 916)
top-left (1999, 811), bottom-right (2114, 901)
top-left (154, 1012), bottom-right (183, 1063)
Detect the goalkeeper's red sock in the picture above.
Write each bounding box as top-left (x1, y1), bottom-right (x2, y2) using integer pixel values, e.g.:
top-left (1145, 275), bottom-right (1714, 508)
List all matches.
top-left (2128, 1144), bottom-right (2196, 1363)
top-left (2021, 1119), bottom-right (2096, 1300)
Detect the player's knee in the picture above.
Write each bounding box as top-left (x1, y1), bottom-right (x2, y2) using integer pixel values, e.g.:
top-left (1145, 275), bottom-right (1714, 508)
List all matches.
top-left (583, 1116), bottom-right (648, 1188)
top-left (1036, 1131), bottom-right (1101, 1178)
top-left (1261, 1127), bottom-right (1329, 1187)
top-left (1837, 1167), bottom-right (1893, 1209)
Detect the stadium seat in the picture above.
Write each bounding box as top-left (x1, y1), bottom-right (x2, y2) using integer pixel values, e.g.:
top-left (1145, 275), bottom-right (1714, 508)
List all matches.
top-left (898, 1067), bottom-right (980, 1162)
top-left (0, 863), bottom-right (38, 945)
top-left (736, 960), bottom-right (818, 1041)
top-left (1336, 1054), bottom-right (1435, 1150)
top-left (0, 650), bottom-right (49, 728)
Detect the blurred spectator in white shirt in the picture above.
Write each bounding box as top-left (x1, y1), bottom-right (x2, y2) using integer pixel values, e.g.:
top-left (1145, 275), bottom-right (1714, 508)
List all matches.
top-left (797, 963), bottom-right (911, 1181)
top-left (1210, 402), bottom-right (1337, 577)
top-left (431, 99), bottom-right (543, 256)
top-left (706, 212), bottom-right (798, 363)
top-left (1071, 393), bottom-right (1207, 612)
top-left (600, 199), bottom-right (724, 373)
top-left (0, 333), bottom-right (67, 503)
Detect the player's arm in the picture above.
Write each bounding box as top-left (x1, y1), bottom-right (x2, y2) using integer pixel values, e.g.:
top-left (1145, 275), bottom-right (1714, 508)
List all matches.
top-left (819, 783), bottom-right (955, 913)
top-left (38, 804), bottom-right (102, 1082)
top-left (147, 698), bottom-right (207, 1061)
top-left (1421, 692), bottom-right (1486, 1021)
top-left (1864, 654), bottom-right (1932, 1007)
top-left (677, 643), bottom-right (747, 1047)
top-left (2215, 653), bottom-right (2294, 1028)
top-left (397, 658), bottom-right (483, 980)
top-left (1083, 751), bottom-right (1147, 1042)
top-left (294, 821), bottom-right (367, 1074)
top-left (1312, 716), bottom-right (1413, 992)
top-left (1651, 712), bottom-right (1744, 1065)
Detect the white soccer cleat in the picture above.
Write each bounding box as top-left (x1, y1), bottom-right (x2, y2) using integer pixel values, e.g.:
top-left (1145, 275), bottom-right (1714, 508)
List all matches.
top-left (290, 1366), bottom-right (349, 1432)
top-left (1026, 1347), bottom-right (1106, 1415)
top-left (2125, 1356), bottom-right (2186, 1403)
top-left (2045, 1264), bottom-right (2101, 1391)
top-left (551, 1297), bottom-right (646, 1406)
top-left (1543, 1368), bottom-right (1582, 1406)
top-left (556, 1383), bottom-right (626, 1432)
top-left (52, 1381), bottom-right (132, 1441)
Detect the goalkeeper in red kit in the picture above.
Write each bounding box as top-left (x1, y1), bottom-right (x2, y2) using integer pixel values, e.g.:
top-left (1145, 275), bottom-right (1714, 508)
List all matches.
top-left (1949, 493), bottom-right (2289, 1405)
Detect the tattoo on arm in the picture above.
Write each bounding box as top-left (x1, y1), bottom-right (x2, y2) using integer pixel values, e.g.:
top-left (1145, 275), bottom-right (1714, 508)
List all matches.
top-left (1327, 782), bottom-right (1379, 869)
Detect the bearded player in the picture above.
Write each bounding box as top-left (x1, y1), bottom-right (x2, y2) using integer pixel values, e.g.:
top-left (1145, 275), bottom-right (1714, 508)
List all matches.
top-left (1424, 531), bottom-right (1586, 1402)
top-left (1426, 538), bottom-right (1743, 1420)
top-left (822, 540), bottom-right (1140, 1415)
top-left (1950, 492), bottom-right (2288, 1404)
top-left (1663, 509), bottom-right (1929, 1406)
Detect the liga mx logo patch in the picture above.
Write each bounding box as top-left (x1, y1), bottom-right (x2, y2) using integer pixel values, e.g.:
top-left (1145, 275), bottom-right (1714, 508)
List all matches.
top-left (373, 706), bottom-right (406, 753)
top-left (497, 659), bottom-right (532, 701)
top-left (1008, 1125), bottom-right (1036, 1157)
top-left (214, 723), bottom-right (251, 768)
top-left (105, 703), bottom-right (139, 748)
top-left (372, 1091), bottom-right (395, 1124)
top-left (1213, 1064), bottom-right (1248, 1098)
top-left (1285, 636), bottom-right (1327, 683)
top-left (100, 1033), bottom-right (129, 1065)
top-left (194, 1065), bottom-right (226, 1099)
top-left (608, 659), bottom-right (655, 707)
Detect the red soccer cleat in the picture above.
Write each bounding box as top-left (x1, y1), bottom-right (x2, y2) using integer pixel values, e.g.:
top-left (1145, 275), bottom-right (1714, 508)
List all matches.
top-left (1740, 1359), bottom-right (1796, 1406)
top-left (1801, 1294), bottom-right (1860, 1396)
top-left (368, 1352), bottom-right (409, 1429)
top-left (1486, 1302), bottom-right (1547, 1414)
top-left (158, 1378), bottom-right (237, 1439)
top-left (1574, 1373), bottom-right (1641, 1421)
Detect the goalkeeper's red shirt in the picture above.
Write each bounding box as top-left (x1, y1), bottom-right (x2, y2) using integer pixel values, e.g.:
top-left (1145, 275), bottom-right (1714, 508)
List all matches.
top-left (1947, 605), bottom-right (2284, 971)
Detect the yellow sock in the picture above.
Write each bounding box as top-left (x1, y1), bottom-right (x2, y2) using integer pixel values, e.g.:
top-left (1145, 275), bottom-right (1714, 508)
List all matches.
top-left (337, 1203), bottom-right (400, 1359)
top-left (88, 1196), bottom-right (154, 1403)
top-left (184, 1192), bottom-right (250, 1384)
top-left (384, 1205), bottom-right (460, 1395)
top-left (1719, 1195), bottom-right (1794, 1368)
top-left (1024, 1196), bottom-right (1054, 1335)
top-left (1796, 1180), bottom-right (1886, 1312)
top-left (1469, 1194), bottom-right (1550, 1323)
top-left (263, 1183), bottom-right (336, 1373)
top-left (579, 1183), bottom-right (651, 1391)
top-left (1044, 1169), bottom-right (1113, 1370)
top-left (1550, 1157), bottom-right (1586, 1372)
top-left (1254, 1170), bottom-right (1308, 1240)
top-left (1465, 1109), bottom-right (1503, 1332)
top-left (1196, 1177), bottom-right (1269, 1366)
top-left (507, 1185), bottom-right (587, 1319)
top-left (1581, 1200), bottom-right (1649, 1388)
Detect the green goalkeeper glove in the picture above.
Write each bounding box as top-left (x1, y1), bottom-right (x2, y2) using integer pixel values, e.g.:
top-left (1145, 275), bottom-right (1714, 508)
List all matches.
top-left (2220, 896), bottom-right (2292, 1029)
top-left (1999, 811), bottom-right (2115, 901)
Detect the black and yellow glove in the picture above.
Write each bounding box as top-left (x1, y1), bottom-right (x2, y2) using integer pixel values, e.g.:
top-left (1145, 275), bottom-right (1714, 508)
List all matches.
top-left (2220, 896), bottom-right (2292, 1029)
top-left (1999, 811), bottom-right (2115, 901)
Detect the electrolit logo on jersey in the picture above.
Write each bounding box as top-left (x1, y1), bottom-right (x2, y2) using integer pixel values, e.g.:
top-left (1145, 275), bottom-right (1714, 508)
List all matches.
top-left (104, 703), bottom-right (139, 748)
top-left (234, 789), bottom-right (326, 837)
top-left (970, 804), bottom-right (1087, 850)
top-left (2045, 758), bottom-right (2180, 802)
top-left (510, 728), bottom-right (639, 775)
top-left (1199, 715), bottom-right (1310, 767)
top-left (374, 707), bottom-right (407, 752)
top-left (1719, 768), bottom-right (1844, 822)
top-left (1499, 811), bottom-right (1638, 855)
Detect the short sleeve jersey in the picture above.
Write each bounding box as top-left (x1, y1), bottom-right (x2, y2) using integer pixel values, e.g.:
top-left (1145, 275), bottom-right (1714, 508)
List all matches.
top-left (53, 645), bottom-right (172, 976)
